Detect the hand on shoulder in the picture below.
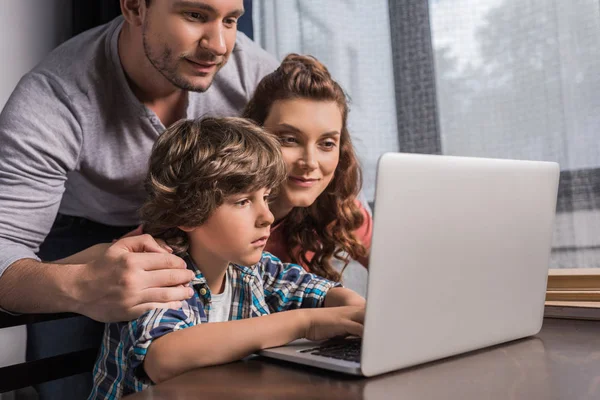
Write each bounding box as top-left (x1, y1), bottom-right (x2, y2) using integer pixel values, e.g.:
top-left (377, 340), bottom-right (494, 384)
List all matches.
top-left (73, 234), bottom-right (195, 322)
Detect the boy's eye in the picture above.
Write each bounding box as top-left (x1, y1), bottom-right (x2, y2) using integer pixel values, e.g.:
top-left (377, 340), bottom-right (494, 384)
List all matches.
top-left (235, 199), bottom-right (250, 207)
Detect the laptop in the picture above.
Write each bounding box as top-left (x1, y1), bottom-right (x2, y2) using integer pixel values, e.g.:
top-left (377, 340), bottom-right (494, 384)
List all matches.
top-left (259, 152), bottom-right (560, 377)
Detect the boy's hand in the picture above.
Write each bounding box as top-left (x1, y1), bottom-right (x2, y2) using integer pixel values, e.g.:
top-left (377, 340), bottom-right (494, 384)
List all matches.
top-left (74, 234), bottom-right (195, 322)
top-left (302, 306), bottom-right (365, 341)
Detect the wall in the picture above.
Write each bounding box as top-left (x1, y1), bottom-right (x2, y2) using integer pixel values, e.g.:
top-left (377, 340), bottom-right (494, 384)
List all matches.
top-left (0, 0), bottom-right (72, 371)
top-left (0, 0), bottom-right (72, 108)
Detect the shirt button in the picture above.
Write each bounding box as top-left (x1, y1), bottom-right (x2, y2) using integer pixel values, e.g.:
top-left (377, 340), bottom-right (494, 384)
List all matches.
top-left (199, 288), bottom-right (207, 296)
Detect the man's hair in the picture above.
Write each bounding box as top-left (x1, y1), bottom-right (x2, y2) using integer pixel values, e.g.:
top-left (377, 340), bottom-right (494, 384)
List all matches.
top-left (140, 117), bottom-right (287, 254)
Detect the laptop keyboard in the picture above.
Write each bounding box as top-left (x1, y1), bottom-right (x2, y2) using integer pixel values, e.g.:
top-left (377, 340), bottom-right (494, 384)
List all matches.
top-left (298, 338), bottom-right (362, 363)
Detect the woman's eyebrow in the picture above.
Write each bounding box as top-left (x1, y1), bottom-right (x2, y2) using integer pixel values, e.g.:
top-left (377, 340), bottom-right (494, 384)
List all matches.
top-left (276, 123), bottom-right (340, 137)
top-left (275, 123), bottom-right (302, 133)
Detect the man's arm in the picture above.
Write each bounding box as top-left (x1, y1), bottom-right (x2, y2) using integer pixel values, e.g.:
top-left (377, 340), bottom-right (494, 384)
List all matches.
top-left (143, 306), bottom-right (364, 383)
top-left (0, 74), bottom-right (193, 320)
top-left (0, 235), bottom-right (195, 321)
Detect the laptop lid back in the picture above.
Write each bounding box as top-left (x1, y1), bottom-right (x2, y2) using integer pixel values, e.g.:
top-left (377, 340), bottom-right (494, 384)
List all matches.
top-left (361, 153), bottom-right (559, 377)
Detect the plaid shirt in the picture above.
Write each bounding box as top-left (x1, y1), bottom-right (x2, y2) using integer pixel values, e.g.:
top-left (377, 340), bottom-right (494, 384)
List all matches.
top-left (88, 252), bottom-right (340, 399)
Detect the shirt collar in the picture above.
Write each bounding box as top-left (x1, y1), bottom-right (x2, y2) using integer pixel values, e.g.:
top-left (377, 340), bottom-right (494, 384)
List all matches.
top-left (182, 253), bottom-right (259, 285)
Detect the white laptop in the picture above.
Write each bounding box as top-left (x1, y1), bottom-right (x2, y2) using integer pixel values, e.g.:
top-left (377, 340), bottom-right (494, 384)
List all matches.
top-left (259, 152), bottom-right (560, 377)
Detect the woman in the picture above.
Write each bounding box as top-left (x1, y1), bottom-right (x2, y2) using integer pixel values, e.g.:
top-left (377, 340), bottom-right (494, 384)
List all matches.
top-left (243, 54), bottom-right (372, 281)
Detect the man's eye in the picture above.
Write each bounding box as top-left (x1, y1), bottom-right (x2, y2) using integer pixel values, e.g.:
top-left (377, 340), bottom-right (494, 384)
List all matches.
top-left (185, 12), bottom-right (205, 21)
top-left (224, 18), bottom-right (238, 27)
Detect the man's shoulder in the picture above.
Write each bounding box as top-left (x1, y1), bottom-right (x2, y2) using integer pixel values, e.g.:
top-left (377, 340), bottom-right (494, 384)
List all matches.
top-left (222, 32), bottom-right (279, 82)
top-left (233, 32), bottom-right (275, 59)
top-left (26, 17), bottom-right (122, 95)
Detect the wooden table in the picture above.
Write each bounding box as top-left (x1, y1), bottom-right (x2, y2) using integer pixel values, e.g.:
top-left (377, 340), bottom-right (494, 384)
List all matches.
top-left (125, 318), bottom-right (600, 400)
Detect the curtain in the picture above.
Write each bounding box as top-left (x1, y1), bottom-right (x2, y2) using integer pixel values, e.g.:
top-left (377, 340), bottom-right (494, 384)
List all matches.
top-left (253, 0), bottom-right (399, 201)
top-left (71, 1), bottom-right (254, 39)
top-left (425, 0), bottom-right (600, 268)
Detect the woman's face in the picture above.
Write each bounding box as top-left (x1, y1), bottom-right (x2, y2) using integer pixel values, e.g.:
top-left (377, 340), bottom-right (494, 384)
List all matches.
top-left (264, 98), bottom-right (343, 218)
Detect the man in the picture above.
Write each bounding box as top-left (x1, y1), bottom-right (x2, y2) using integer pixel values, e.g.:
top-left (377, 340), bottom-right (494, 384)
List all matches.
top-left (0, 0), bottom-right (277, 398)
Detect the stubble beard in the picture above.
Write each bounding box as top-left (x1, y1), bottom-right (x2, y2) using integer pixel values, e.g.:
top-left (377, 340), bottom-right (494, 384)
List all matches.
top-left (142, 30), bottom-right (217, 93)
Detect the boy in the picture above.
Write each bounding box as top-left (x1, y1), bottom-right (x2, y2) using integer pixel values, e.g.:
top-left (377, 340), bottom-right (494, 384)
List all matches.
top-left (89, 117), bottom-right (365, 399)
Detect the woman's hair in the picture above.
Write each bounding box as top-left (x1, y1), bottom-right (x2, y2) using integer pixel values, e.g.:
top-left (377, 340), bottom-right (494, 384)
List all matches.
top-left (243, 54), bottom-right (366, 281)
top-left (140, 117), bottom-right (287, 255)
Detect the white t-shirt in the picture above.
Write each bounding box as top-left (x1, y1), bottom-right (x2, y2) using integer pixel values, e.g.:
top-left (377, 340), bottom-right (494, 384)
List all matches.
top-left (208, 272), bottom-right (232, 323)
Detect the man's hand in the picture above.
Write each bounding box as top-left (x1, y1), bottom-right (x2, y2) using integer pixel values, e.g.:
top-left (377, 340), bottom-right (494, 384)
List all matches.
top-left (116, 224), bottom-right (144, 241)
top-left (301, 306), bottom-right (365, 341)
top-left (74, 234), bottom-right (195, 322)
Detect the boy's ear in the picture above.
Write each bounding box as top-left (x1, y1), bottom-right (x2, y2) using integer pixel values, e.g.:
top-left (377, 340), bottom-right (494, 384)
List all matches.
top-left (178, 226), bottom-right (197, 233)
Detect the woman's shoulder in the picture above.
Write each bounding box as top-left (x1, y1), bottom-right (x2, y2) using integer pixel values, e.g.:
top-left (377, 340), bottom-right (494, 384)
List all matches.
top-left (354, 198), bottom-right (373, 246)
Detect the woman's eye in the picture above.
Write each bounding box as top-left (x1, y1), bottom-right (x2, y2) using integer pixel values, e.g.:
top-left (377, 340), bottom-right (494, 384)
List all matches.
top-left (278, 136), bottom-right (298, 145)
top-left (321, 140), bottom-right (337, 150)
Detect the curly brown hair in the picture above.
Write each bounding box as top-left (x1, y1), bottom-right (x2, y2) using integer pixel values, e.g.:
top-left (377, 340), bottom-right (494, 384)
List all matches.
top-left (139, 117), bottom-right (287, 255)
top-left (242, 54), bottom-right (367, 281)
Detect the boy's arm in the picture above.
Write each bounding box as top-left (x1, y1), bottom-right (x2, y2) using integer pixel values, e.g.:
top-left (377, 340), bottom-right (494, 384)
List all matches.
top-left (324, 287), bottom-right (366, 308)
top-left (260, 253), bottom-right (342, 312)
top-left (143, 305), bottom-right (364, 383)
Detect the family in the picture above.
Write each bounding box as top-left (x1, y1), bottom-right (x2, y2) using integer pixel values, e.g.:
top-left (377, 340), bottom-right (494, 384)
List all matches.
top-left (0, 1), bottom-right (372, 399)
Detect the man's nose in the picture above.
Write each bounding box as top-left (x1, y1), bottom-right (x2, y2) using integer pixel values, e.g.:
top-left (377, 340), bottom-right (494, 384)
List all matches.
top-left (199, 23), bottom-right (227, 56)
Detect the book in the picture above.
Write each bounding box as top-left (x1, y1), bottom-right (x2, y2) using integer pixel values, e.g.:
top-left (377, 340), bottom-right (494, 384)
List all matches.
top-left (544, 301), bottom-right (600, 321)
top-left (545, 290), bottom-right (600, 302)
top-left (547, 268), bottom-right (600, 290)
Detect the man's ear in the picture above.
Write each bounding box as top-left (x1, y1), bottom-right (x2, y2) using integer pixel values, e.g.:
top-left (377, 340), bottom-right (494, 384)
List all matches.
top-left (178, 226), bottom-right (197, 233)
top-left (120, 0), bottom-right (147, 27)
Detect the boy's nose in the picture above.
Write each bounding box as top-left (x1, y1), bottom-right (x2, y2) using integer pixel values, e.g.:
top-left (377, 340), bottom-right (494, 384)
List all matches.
top-left (257, 204), bottom-right (274, 227)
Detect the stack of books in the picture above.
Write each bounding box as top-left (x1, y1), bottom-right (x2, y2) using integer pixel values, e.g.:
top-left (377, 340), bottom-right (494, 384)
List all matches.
top-left (544, 268), bottom-right (600, 320)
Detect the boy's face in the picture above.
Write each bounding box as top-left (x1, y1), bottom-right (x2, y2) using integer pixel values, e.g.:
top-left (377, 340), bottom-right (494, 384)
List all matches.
top-left (186, 188), bottom-right (274, 267)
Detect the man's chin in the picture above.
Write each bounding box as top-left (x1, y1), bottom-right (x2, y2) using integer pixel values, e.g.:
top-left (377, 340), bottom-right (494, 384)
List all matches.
top-left (184, 80), bottom-right (214, 93)
top-left (170, 74), bottom-right (216, 92)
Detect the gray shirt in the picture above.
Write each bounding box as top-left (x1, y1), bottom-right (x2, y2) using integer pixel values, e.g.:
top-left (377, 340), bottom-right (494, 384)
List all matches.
top-left (0, 17), bottom-right (279, 276)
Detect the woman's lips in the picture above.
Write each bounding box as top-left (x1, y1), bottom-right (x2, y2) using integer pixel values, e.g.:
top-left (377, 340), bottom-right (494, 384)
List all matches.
top-left (288, 176), bottom-right (319, 188)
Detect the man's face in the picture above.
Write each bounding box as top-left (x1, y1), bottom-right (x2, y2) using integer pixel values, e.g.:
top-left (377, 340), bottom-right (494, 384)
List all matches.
top-left (142, 0), bottom-right (243, 92)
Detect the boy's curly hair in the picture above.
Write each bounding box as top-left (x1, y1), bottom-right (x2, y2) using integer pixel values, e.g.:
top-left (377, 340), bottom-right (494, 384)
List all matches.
top-left (139, 117), bottom-right (287, 254)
